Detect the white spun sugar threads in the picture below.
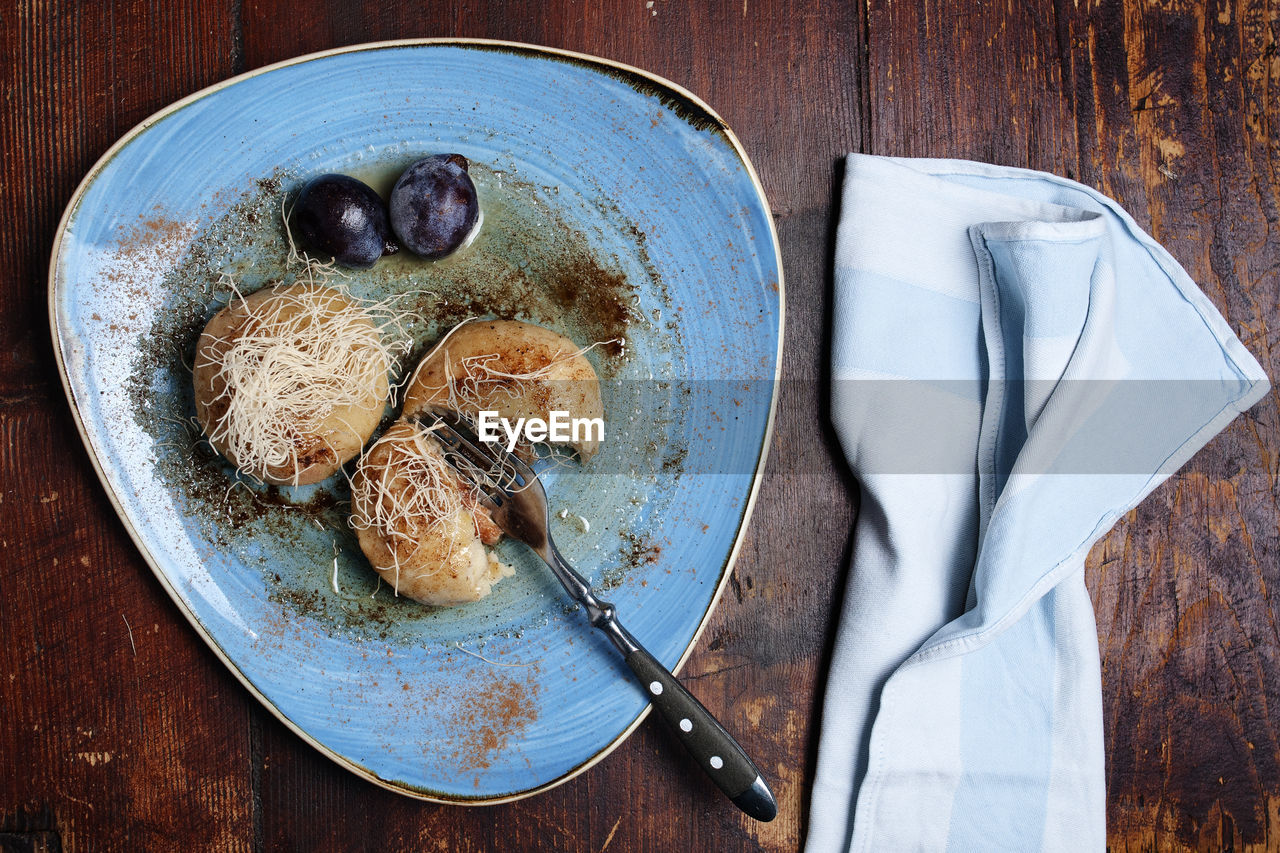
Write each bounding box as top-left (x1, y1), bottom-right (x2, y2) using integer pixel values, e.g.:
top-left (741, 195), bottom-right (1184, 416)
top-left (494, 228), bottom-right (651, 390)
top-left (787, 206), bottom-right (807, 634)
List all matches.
top-left (202, 268), bottom-right (412, 485)
top-left (448, 342), bottom-right (616, 412)
top-left (349, 422), bottom-right (478, 593)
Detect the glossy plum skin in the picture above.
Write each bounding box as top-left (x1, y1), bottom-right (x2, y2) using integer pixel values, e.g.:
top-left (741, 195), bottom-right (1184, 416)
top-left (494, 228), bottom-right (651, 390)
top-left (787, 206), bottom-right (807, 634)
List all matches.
top-left (389, 154), bottom-right (481, 259)
top-left (293, 174), bottom-right (398, 269)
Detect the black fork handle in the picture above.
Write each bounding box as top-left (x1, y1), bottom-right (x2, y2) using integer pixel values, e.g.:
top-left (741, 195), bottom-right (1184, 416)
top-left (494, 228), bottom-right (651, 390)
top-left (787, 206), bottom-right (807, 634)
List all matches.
top-left (553, 549), bottom-right (777, 822)
top-left (622, 643), bottom-right (778, 821)
top-left (424, 409), bottom-right (776, 821)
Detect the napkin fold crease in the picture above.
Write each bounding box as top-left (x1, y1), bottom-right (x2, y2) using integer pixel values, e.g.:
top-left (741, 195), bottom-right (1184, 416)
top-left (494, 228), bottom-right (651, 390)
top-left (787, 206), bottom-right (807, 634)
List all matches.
top-left (807, 154), bottom-right (1269, 852)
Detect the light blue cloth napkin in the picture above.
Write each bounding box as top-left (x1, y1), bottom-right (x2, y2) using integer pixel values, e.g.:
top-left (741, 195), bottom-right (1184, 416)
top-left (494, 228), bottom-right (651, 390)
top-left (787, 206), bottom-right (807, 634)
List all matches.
top-left (807, 154), bottom-right (1270, 851)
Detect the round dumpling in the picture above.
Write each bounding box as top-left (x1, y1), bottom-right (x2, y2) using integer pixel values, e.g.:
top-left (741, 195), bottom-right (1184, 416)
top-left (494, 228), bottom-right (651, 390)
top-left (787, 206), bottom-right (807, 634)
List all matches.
top-left (350, 419), bottom-right (508, 606)
top-left (402, 319), bottom-right (605, 459)
top-left (193, 282), bottom-right (390, 485)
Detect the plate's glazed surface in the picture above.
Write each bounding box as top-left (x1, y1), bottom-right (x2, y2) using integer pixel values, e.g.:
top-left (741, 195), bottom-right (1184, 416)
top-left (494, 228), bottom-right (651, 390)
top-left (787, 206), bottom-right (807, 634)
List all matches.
top-left (49, 40), bottom-right (782, 801)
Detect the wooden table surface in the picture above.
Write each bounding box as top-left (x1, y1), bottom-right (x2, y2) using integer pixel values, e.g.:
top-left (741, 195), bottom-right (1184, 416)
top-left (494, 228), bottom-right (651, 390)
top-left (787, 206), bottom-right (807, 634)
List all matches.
top-left (2, 1), bottom-right (1277, 850)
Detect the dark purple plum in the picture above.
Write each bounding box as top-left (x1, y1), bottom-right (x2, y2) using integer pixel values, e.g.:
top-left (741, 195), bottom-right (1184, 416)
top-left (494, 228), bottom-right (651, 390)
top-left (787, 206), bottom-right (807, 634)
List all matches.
top-left (292, 174), bottom-right (398, 269)
top-left (389, 154), bottom-right (480, 259)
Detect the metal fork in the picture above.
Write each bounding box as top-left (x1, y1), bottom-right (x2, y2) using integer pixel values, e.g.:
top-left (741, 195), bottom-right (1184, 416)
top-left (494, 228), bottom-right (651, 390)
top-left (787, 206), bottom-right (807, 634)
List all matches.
top-left (417, 408), bottom-right (777, 822)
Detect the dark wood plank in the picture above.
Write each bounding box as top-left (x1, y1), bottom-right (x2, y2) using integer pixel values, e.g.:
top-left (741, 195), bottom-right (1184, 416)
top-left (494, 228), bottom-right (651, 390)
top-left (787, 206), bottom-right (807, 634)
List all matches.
top-left (0, 399), bottom-right (255, 851)
top-left (0, 1), bottom-right (253, 850)
top-left (869, 0), bottom-right (1280, 850)
top-left (0, 0), bottom-right (241, 399)
top-left (865, 0), bottom-right (1080, 173)
top-left (1064, 1), bottom-right (1280, 849)
top-left (5, 0), bottom-right (1277, 850)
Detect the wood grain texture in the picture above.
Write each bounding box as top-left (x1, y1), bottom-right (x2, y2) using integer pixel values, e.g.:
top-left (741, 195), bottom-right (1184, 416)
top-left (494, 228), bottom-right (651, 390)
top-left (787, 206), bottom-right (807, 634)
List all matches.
top-left (0, 0), bottom-right (239, 398)
top-left (1, 1), bottom-right (254, 851)
top-left (1066, 1), bottom-right (1280, 849)
top-left (1, 0), bottom-right (1275, 850)
top-left (867, 0), bottom-right (1277, 848)
top-left (0, 400), bottom-right (255, 851)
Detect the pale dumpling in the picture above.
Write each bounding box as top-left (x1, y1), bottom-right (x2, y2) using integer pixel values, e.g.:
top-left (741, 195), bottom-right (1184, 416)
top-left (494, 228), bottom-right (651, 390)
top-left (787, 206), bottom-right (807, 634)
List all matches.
top-left (352, 319), bottom-right (606, 607)
top-left (402, 319), bottom-right (605, 459)
top-left (193, 282), bottom-right (389, 485)
top-left (350, 420), bottom-right (508, 606)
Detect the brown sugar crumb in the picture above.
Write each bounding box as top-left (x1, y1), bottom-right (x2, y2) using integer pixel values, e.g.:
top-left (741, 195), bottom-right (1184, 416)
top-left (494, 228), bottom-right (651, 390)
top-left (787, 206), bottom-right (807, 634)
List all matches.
top-left (545, 257), bottom-right (633, 359)
top-left (598, 532), bottom-right (664, 591)
top-left (624, 531), bottom-right (662, 566)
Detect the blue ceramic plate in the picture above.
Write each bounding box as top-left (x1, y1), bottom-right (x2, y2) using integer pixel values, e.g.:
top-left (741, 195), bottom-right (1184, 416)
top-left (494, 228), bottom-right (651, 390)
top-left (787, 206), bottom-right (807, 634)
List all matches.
top-left (49, 40), bottom-right (782, 802)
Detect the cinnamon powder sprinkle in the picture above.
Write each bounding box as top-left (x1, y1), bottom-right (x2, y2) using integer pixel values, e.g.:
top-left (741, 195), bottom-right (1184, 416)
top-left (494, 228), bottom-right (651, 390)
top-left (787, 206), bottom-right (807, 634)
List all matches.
top-left (442, 670), bottom-right (540, 773)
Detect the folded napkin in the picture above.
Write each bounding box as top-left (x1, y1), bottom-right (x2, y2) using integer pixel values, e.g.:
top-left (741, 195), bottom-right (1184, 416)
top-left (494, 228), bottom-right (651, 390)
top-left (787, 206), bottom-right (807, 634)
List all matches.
top-left (807, 154), bottom-right (1269, 851)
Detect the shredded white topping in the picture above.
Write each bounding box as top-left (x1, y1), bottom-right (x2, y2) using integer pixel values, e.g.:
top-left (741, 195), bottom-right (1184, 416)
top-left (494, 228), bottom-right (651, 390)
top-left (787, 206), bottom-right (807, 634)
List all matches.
top-left (199, 264), bottom-right (412, 484)
top-left (408, 320), bottom-right (620, 417)
top-left (349, 421), bottom-right (472, 590)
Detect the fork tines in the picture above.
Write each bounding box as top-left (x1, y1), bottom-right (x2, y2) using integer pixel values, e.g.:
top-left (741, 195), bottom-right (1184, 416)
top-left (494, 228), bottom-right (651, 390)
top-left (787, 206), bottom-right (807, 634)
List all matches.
top-left (415, 408), bottom-right (531, 504)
